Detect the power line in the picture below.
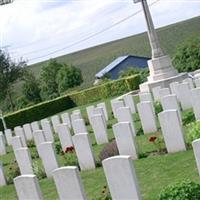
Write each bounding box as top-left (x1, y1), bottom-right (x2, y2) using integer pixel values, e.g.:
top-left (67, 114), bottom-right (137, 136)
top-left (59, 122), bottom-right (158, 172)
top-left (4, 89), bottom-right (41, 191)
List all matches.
top-left (26, 0), bottom-right (160, 62)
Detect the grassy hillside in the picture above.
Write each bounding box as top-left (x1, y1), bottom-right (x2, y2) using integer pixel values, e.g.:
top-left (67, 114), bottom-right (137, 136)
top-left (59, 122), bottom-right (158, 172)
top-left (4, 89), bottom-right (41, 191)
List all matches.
top-left (29, 16), bottom-right (200, 89)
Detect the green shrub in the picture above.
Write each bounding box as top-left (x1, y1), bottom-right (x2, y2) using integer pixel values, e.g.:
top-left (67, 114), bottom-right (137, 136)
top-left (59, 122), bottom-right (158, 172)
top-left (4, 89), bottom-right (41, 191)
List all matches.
top-left (187, 121), bottom-right (200, 144)
top-left (154, 101), bottom-right (163, 115)
top-left (182, 110), bottom-right (195, 126)
top-left (0, 75), bottom-right (140, 131)
top-left (7, 161), bottom-right (20, 184)
top-left (159, 179), bottom-right (200, 200)
top-left (32, 160), bottom-right (46, 180)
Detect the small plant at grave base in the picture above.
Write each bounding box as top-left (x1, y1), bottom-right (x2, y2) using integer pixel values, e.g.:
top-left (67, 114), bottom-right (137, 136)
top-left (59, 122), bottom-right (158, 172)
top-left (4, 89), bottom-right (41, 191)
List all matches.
top-left (182, 110), bottom-right (195, 126)
top-left (99, 140), bottom-right (119, 162)
top-left (93, 185), bottom-right (111, 200)
top-left (27, 139), bottom-right (35, 148)
top-left (7, 161), bottom-right (20, 184)
top-left (31, 148), bottom-right (39, 159)
top-left (187, 121), bottom-right (200, 145)
top-left (55, 142), bottom-right (62, 154)
top-left (61, 146), bottom-right (79, 167)
top-left (159, 179), bottom-right (200, 200)
top-left (148, 135), bottom-right (165, 154)
top-left (154, 101), bottom-right (163, 114)
top-left (137, 127), bottom-right (144, 136)
top-left (32, 160), bottom-right (46, 180)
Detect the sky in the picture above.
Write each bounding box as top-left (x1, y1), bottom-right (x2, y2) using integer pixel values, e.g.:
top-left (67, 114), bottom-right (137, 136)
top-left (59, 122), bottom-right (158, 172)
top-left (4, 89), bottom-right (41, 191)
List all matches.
top-left (0, 0), bottom-right (199, 65)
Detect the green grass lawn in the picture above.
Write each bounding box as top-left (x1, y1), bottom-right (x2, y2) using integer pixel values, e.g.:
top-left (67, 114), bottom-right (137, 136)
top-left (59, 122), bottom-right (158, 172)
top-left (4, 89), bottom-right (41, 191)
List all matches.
top-left (0, 97), bottom-right (199, 199)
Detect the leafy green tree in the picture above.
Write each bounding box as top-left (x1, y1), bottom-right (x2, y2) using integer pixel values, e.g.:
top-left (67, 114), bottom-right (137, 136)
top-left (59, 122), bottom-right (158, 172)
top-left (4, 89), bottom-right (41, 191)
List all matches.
top-left (40, 59), bottom-right (63, 100)
top-left (21, 71), bottom-right (41, 104)
top-left (56, 64), bottom-right (83, 93)
top-left (0, 50), bottom-right (25, 111)
top-left (173, 37), bottom-right (200, 72)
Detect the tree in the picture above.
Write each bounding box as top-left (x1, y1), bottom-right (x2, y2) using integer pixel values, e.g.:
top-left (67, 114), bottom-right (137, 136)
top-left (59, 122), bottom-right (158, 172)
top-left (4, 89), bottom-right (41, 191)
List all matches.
top-left (173, 37), bottom-right (200, 72)
top-left (40, 59), bottom-right (63, 100)
top-left (0, 50), bottom-right (25, 111)
top-left (21, 71), bottom-right (41, 104)
top-left (56, 64), bottom-right (83, 93)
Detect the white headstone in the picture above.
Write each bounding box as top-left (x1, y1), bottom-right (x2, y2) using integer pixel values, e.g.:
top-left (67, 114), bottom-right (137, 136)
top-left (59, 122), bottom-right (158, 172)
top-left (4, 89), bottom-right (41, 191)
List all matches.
top-left (0, 163), bottom-right (6, 186)
top-left (61, 112), bottom-right (72, 129)
top-left (31, 121), bottom-right (40, 132)
top-left (72, 119), bottom-right (87, 134)
top-left (97, 102), bottom-right (109, 120)
top-left (11, 136), bottom-right (23, 151)
top-left (14, 127), bottom-right (27, 147)
top-left (158, 110), bottom-right (186, 153)
top-left (51, 115), bottom-right (61, 133)
top-left (41, 120), bottom-right (54, 142)
top-left (53, 166), bottom-right (87, 200)
top-left (191, 88), bottom-right (200, 120)
top-left (4, 129), bottom-right (12, 145)
top-left (183, 78), bottom-right (194, 89)
top-left (14, 175), bottom-right (43, 200)
top-left (23, 124), bottom-right (33, 141)
top-left (169, 82), bottom-right (180, 100)
top-left (113, 122), bottom-right (138, 159)
top-left (123, 94), bottom-right (136, 113)
top-left (176, 82), bottom-right (192, 110)
top-left (72, 133), bottom-right (96, 171)
top-left (38, 142), bottom-right (59, 178)
top-left (139, 92), bottom-right (153, 103)
top-left (116, 107), bottom-right (136, 136)
top-left (103, 156), bottom-right (141, 200)
top-left (71, 112), bottom-right (82, 122)
top-left (57, 124), bottom-right (73, 151)
top-left (93, 107), bottom-right (106, 127)
top-left (0, 133), bottom-right (6, 155)
top-left (152, 86), bottom-right (161, 101)
top-left (192, 138), bottom-right (200, 176)
top-left (111, 100), bottom-right (125, 118)
top-left (158, 88), bottom-right (170, 100)
top-left (14, 147), bottom-right (33, 175)
top-left (90, 114), bottom-right (108, 145)
top-left (137, 101), bottom-right (157, 134)
top-left (194, 78), bottom-right (200, 88)
top-left (33, 130), bottom-right (46, 154)
top-left (86, 105), bottom-right (95, 124)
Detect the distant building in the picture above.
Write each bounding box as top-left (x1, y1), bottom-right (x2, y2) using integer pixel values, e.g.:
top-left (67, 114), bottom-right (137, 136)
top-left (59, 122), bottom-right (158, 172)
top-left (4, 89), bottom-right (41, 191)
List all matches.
top-left (95, 55), bottom-right (150, 81)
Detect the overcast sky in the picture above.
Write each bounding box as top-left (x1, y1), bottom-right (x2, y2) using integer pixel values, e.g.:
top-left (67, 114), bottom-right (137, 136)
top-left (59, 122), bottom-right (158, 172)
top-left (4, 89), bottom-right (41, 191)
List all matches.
top-left (0, 0), bottom-right (199, 65)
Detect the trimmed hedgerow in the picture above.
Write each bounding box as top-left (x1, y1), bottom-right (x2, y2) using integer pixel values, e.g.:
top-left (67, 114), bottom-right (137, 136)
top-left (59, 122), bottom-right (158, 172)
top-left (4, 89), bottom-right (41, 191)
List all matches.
top-left (0, 75), bottom-right (140, 131)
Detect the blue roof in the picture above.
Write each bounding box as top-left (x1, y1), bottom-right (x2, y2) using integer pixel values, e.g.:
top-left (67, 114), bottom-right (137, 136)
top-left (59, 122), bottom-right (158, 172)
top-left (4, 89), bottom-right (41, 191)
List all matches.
top-left (95, 55), bottom-right (149, 78)
top-left (95, 56), bottom-right (129, 78)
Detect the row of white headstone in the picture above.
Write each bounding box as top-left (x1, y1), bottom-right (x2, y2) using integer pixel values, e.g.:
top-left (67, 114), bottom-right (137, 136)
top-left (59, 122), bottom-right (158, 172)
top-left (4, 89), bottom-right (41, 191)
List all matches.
top-left (5, 155), bottom-right (141, 200)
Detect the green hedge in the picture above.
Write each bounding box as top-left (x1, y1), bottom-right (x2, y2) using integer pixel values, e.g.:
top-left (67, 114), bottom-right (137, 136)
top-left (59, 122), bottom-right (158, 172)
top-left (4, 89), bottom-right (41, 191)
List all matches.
top-left (0, 75), bottom-right (140, 131)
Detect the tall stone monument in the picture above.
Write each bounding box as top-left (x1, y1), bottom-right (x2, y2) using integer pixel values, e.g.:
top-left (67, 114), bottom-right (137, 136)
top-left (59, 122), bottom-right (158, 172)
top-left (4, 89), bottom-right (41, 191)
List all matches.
top-left (133, 0), bottom-right (188, 92)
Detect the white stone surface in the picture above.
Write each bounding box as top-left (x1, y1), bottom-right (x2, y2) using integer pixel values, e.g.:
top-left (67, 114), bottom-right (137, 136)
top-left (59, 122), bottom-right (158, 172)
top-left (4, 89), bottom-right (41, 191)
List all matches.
top-left (158, 110), bottom-right (186, 153)
top-left (71, 112), bottom-right (82, 122)
top-left (158, 88), bottom-right (170, 100)
top-left (57, 124), bottom-right (73, 151)
top-left (33, 130), bottom-right (46, 154)
top-left (123, 94), bottom-right (136, 113)
top-left (111, 99), bottom-right (125, 118)
top-left (113, 122), bottom-right (138, 159)
top-left (11, 136), bottom-right (23, 151)
top-left (90, 114), bottom-right (108, 145)
top-left (169, 82), bottom-right (180, 100)
top-left (23, 124), bottom-right (33, 141)
top-left (192, 139), bottom-right (200, 176)
top-left (72, 119), bottom-right (87, 134)
top-left (14, 147), bottom-right (33, 175)
top-left (51, 115), bottom-right (61, 133)
top-left (61, 112), bottom-right (72, 129)
top-left (191, 88), bottom-right (200, 120)
top-left (152, 86), bottom-right (161, 101)
top-left (183, 78), bottom-right (194, 89)
top-left (41, 120), bottom-right (54, 142)
top-left (86, 105), bottom-right (95, 124)
top-left (176, 82), bottom-right (192, 110)
top-left (116, 107), bottom-right (136, 136)
top-left (139, 92), bottom-right (153, 103)
top-left (161, 94), bottom-right (181, 122)
top-left (72, 133), bottom-right (96, 171)
top-left (194, 78), bottom-right (200, 88)
top-left (14, 127), bottom-right (27, 147)
top-left (53, 166), bottom-right (87, 200)
top-left (0, 163), bottom-right (6, 186)
top-left (14, 175), bottom-right (43, 200)
top-left (38, 142), bottom-right (59, 178)
top-left (4, 129), bottom-right (12, 145)
top-left (103, 155), bottom-right (141, 200)
top-left (31, 121), bottom-right (40, 132)
top-left (93, 107), bottom-right (106, 126)
top-left (0, 133), bottom-right (6, 155)
top-left (97, 102), bottom-right (109, 120)
top-left (137, 101), bottom-right (157, 134)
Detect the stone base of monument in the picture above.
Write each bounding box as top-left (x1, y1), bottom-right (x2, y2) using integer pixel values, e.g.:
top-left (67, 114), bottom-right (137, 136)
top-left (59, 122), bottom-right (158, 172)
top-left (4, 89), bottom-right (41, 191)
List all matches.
top-left (139, 55), bottom-right (188, 92)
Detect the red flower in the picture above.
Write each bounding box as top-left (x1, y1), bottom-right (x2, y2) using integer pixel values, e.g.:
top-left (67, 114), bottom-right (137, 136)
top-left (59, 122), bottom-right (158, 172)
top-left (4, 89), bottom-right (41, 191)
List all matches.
top-left (149, 136), bottom-right (157, 142)
top-left (65, 146), bottom-right (75, 153)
